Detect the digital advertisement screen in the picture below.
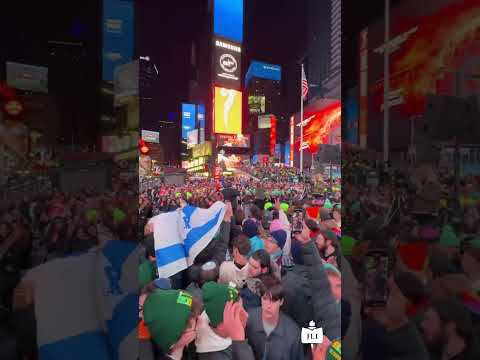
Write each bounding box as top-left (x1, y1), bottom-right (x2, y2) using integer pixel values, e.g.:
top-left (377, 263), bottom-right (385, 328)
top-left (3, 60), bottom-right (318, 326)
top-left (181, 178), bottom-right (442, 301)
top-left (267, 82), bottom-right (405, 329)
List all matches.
top-left (362, 0), bottom-right (480, 150)
top-left (141, 129), bottom-right (159, 143)
top-left (245, 61), bottom-right (281, 86)
top-left (258, 115), bottom-right (271, 129)
top-left (6, 62), bottom-right (48, 93)
top-left (214, 87), bottom-right (242, 135)
top-left (197, 104), bottom-right (205, 129)
top-left (181, 103), bottom-right (197, 140)
top-left (214, 0), bottom-right (244, 43)
top-left (187, 129), bottom-right (199, 148)
top-left (248, 96), bottom-right (265, 114)
top-left (213, 38), bottom-right (242, 90)
top-left (102, 0), bottom-right (134, 81)
top-left (285, 142), bottom-right (290, 165)
top-left (294, 100), bottom-right (341, 154)
top-left (216, 134), bottom-right (250, 148)
top-left (344, 87), bottom-right (359, 145)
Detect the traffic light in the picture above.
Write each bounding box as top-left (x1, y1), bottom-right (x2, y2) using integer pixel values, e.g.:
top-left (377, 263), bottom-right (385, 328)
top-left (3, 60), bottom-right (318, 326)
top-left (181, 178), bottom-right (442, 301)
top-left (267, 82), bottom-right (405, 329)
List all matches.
top-left (139, 139), bottom-right (149, 154)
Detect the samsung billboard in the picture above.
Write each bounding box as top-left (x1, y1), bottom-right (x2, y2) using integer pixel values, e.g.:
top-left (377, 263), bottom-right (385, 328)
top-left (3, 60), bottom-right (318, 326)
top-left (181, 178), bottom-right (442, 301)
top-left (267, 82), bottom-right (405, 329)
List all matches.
top-left (213, 0), bottom-right (244, 43)
top-left (213, 38), bottom-right (242, 90)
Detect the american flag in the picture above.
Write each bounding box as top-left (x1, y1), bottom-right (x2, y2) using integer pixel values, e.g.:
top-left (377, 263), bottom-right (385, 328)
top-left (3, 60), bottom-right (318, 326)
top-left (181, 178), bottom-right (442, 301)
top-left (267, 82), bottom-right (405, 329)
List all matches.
top-left (301, 66), bottom-right (308, 100)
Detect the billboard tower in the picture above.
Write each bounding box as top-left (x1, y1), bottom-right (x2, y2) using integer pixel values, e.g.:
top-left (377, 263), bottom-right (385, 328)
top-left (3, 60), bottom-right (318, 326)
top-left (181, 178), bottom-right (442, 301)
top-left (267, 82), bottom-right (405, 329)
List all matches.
top-left (211, 0), bottom-right (245, 174)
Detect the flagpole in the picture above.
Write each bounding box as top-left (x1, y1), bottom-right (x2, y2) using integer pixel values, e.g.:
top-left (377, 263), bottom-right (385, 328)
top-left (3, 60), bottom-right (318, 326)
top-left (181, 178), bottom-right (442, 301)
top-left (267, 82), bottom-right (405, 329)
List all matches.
top-left (300, 63), bottom-right (304, 175)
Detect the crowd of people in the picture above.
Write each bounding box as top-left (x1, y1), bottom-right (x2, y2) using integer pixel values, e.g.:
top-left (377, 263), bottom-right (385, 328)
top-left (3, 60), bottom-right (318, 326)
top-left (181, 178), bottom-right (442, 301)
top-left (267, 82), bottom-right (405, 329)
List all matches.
top-left (138, 163), bottom-right (344, 360)
top-left (0, 172), bottom-right (139, 359)
top-left (342, 161), bottom-right (480, 360)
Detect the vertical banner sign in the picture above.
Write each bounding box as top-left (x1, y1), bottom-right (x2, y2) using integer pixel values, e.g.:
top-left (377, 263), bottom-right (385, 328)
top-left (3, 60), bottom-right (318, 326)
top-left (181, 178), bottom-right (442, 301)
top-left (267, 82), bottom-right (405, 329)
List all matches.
top-left (102, 0), bottom-right (134, 82)
top-left (270, 115), bottom-right (277, 156)
top-left (359, 28), bottom-right (368, 148)
top-left (197, 104), bottom-right (206, 143)
top-left (182, 103), bottom-right (197, 140)
top-left (285, 142), bottom-right (290, 166)
top-left (213, 0), bottom-right (244, 43)
top-left (289, 116), bottom-right (294, 167)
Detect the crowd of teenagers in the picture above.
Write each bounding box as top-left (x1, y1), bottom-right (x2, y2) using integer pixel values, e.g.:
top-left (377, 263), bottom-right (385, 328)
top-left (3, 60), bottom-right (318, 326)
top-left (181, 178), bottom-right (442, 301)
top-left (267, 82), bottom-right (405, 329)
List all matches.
top-left (342, 163), bottom-right (480, 360)
top-left (138, 164), bottom-right (344, 360)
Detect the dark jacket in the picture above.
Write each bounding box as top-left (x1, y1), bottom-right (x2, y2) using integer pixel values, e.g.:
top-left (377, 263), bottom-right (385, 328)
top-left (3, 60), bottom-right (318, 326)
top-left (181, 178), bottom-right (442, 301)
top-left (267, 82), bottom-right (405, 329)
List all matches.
top-left (383, 322), bottom-right (429, 360)
top-left (301, 240), bottom-right (341, 340)
top-left (281, 264), bottom-right (313, 329)
top-left (195, 221), bottom-right (231, 266)
top-left (246, 307), bottom-right (304, 360)
top-left (196, 341), bottom-right (255, 360)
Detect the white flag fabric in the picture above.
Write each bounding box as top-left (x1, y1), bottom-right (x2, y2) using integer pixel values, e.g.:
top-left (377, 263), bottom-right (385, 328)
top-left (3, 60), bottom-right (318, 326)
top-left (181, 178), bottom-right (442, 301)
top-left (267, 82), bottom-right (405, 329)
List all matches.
top-left (23, 240), bottom-right (140, 360)
top-left (150, 201), bottom-right (226, 279)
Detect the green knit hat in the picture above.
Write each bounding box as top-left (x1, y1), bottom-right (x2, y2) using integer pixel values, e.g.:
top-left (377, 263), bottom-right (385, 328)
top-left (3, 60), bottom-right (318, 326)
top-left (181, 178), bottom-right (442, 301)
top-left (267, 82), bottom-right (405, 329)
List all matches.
top-left (323, 263), bottom-right (341, 277)
top-left (138, 260), bottom-right (157, 288)
top-left (112, 208), bottom-right (126, 225)
top-left (202, 282), bottom-right (239, 327)
top-left (280, 203), bottom-right (289, 212)
top-left (324, 199), bottom-right (333, 209)
top-left (143, 290), bottom-right (193, 351)
top-left (439, 224), bottom-right (460, 248)
top-left (326, 339), bottom-right (341, 360)
top-left (340, 235), bottom-right (357, 256)
top-left (264, 202), bottom-right (274, 210)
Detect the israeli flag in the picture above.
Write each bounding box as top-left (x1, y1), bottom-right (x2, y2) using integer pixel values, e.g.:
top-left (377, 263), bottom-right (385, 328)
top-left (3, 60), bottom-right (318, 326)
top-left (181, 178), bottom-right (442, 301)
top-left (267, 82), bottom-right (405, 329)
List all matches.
top-left (24, 240), bottom-right (141, 360)
top-left (151, 201), bottom-right (226, 279)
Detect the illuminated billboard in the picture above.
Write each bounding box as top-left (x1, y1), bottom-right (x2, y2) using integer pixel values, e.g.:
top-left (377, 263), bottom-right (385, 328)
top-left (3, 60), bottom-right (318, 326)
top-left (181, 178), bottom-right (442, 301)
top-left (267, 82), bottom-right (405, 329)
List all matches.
top-left (217, 134), bottom-right (250, 148)
top-left (248, 96), bottom-right (265, 114)
top-left (245, 61), bottom-right (281, 87)
top-left (363, 0), bottom-right (480, 149)
top-left (181, 103), bottom-right (196, 140)
top-left (258, 114), bottom-right (271, 129)
top-left (214, 87), bottom-right (242, 135)
top-left (214, 0), bottom-right (244, 43)
top-left (294, 100), bottom-right (341, 154)
top-left (187, 129), bottom-right (199, 148)
top-left (214, 38), bottom-right (242, 90)
top-left (6, 62), bottom-right (48, 93)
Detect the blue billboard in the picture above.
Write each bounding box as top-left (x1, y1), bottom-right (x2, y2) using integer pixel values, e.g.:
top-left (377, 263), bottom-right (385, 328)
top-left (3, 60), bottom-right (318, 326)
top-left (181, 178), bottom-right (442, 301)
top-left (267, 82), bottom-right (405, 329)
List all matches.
top-left (245, 61), bottom-right (282, 87)
top-left (344, 88), bottom-right (359, 145)
top-left (102, 0), bottom-right (134, 81)
top-left (181, 103), bottom-right (196, 140)
top-left (285, 142), bottom-right (290, 165)
top-left (197, 104), bottom-right (205, 129)
top-left (214, 0), bottom-right (244, 43)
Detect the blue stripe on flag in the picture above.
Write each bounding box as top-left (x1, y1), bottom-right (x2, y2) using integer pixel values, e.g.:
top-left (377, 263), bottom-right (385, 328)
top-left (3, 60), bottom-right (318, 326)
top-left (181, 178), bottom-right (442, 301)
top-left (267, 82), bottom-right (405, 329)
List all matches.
top-left (184, 209), bottom-right (223, 253)
top-left (107, 293), bottom-right (139, 360)
top-left (102, 240), bottom-right (138, 271)
top-left (155, 244), bottom-right (187, 266)
top-left (39, 331), bottom-right (111, 360)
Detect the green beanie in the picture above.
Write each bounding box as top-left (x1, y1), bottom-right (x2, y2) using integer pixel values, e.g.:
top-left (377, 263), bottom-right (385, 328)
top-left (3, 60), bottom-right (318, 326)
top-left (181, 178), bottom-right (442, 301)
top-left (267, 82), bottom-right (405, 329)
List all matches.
top-left (264, 202), bottom-right (273, 210)
top-left (340, 235), bottom-right (356, 256)
top-left (202, 282), bottom-right (239, 327)
top-left (113, 208), bottom-right (126, 225)
top-left (175, 192), bottom-right (181, 198)
top-left (143, 289), bottom-right (193, 352)
top-left (186, 192), bottom-right (193, 199)
top-left (326, 339), bottom-right (341, 360)
top-left (138, 260), bottom-right (157, 288)
top-left (85, 209), bottom-right (98, 223)
top-left (280, 203), bottom-right (289, 212)
top-left (439, 224), bottom-right (460, 247)
top-left (324, 199), bottom-right (333, 209)
top-left (323, 263), bottom-right (341, 277)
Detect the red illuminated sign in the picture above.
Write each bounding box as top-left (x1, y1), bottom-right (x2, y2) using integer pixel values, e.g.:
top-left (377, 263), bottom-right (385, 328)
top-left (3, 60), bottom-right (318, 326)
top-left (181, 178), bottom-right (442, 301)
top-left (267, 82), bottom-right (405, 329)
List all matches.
top-left (289, 116), bottom-right (294, 167)
top-left (270, 115), bottom-right (277, 156)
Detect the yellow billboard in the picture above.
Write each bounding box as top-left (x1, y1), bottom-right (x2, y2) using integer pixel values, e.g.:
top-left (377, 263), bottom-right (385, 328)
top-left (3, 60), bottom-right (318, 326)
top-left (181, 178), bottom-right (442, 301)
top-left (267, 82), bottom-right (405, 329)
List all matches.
top-left (214, 86), bottom-right (242, 135)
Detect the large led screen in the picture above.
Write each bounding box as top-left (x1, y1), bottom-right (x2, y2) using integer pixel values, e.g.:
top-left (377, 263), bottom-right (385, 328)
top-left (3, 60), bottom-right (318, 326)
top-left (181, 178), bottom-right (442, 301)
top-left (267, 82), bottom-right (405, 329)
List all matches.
top-left (214, 87), bottom-right (242, 135)
top-left (362, 0), bottom-right (480, 149)
top-left (181, 103), bottom-right (196, 140)
top-left (214, 0), bottom-right (244, 43)
top-left (102, 0), bottom-right (134, 81)
top-left (6, 62), bottom-right (48, 93)
top-left (213, 38), bottom-right (242, 90)
top-left (217, 134), bottom-right (250, 148)
top-left (248, 96), bottom-right (265, 114)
